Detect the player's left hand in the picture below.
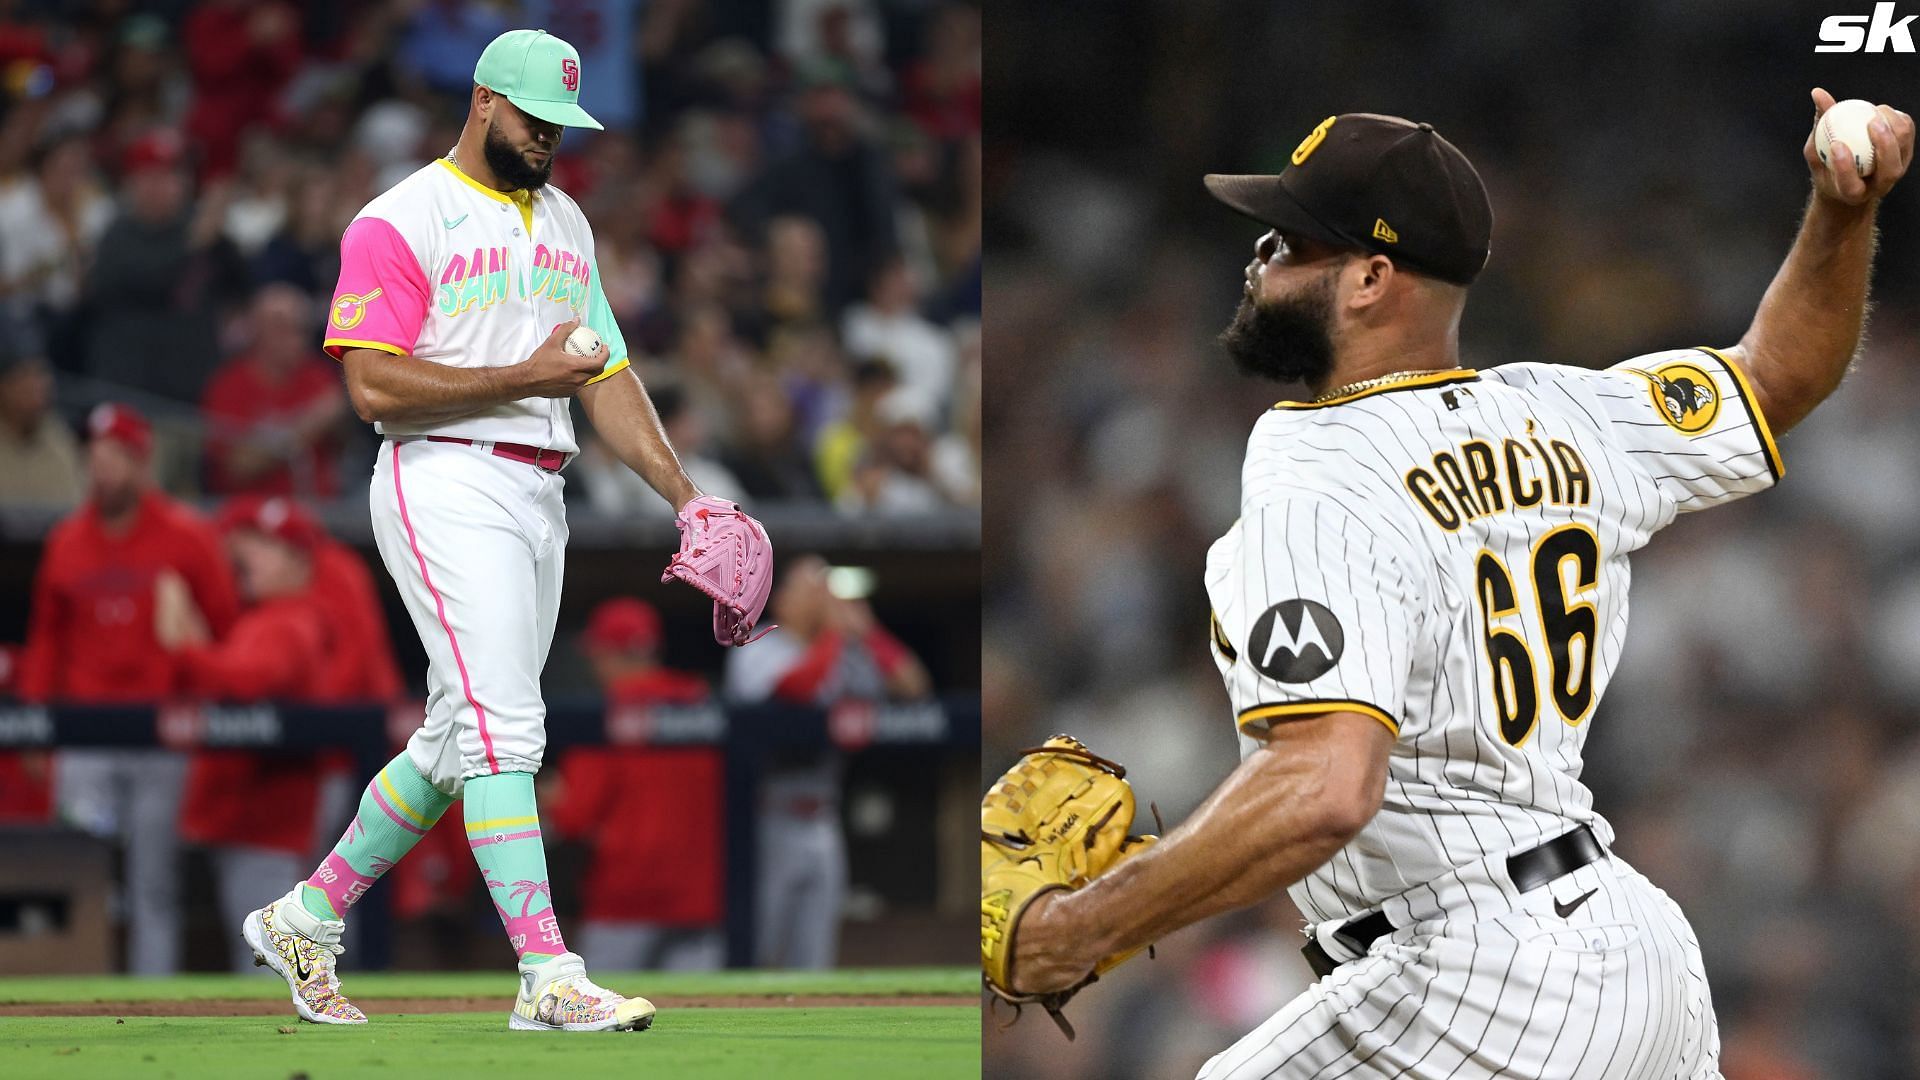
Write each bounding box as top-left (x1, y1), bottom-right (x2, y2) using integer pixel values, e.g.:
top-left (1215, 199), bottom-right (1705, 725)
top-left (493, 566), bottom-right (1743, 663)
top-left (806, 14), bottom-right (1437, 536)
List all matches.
top-left (981, 735), bottom-right (1158, 1039)
top-left (1805, 88), bottom-right (1914, 206)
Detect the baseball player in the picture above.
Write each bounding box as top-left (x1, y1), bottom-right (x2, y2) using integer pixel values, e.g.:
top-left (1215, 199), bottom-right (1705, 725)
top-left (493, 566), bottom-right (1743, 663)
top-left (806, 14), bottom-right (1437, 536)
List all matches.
top-left (242, 29), bottom-right (767, 1030)
top-left (990, 93), bottom-right (1912, 1077)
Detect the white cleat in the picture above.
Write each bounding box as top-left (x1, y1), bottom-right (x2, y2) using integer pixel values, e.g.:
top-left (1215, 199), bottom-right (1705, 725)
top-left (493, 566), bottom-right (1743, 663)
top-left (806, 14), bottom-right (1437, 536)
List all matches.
top-left (509, 952), bottom-right (656, 1032)
top-left (242, 891), bottom-right (366, 1025)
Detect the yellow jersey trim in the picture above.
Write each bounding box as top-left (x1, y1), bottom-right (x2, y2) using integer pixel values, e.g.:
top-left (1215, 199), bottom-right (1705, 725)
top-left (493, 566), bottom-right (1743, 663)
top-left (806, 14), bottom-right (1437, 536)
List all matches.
top-left (583, 355), bottom-right (631, 386)
top-left (1237, 700), bottom-right (1400, 737)
top-left (1694, 346), bottom-right (1784, 482)
top-left (466, 815), bottom-right (540, 834)
top-left (324, 338), bottom-right (407, 360)
top-left (1273, 370), bottom-right (1481, 410)
top-left (436, 158), bottom-right (536, 234)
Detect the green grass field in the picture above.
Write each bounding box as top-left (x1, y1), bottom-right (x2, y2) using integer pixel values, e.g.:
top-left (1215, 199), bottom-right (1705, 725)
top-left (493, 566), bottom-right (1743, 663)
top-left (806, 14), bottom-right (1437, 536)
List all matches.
top-left (0, 968), bottom-right (980, 1080)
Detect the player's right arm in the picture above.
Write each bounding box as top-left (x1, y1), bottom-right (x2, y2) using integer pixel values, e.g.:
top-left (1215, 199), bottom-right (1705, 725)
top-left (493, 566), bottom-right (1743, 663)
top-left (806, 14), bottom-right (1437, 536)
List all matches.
top-left (324, 216), bottom-right (606, 424)
top-left (1716, 89), bottom-right (1912, 435)
top-left (339, 322), bottom-right (605, 425)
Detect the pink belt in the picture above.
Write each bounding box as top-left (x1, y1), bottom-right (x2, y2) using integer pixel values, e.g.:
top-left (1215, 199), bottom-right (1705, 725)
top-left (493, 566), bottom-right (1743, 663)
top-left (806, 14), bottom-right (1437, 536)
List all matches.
top-left (424, 436), bottom-right (568, 472)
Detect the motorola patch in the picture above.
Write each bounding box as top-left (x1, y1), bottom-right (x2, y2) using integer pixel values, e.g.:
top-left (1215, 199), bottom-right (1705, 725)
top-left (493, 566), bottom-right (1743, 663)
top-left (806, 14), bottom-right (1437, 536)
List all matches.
top-left (1248, 599), bottom-right (1343, 683)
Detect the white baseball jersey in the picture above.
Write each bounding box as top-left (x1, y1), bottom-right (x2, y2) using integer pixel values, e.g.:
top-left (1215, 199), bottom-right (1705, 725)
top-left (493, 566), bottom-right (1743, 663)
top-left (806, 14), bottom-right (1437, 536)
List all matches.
top-left (1198, 350), bottom-right (1774, 1078)
top-left (322, 158), bottom-right (627, 791)
top-left (323, 156), bottom-right (628, 453)
top-left (1206, 349), bottom-right (1780, 924)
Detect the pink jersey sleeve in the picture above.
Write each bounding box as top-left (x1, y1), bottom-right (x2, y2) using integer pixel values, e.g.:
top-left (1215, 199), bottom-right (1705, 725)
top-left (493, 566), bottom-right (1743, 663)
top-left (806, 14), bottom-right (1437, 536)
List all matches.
top-left (323, 217), bottom-right (429, 360)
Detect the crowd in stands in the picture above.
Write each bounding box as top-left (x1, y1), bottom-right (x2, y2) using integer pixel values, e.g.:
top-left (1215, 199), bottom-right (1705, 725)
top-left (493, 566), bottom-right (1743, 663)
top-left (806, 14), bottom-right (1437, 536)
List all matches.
top-left (0, 0), bottom-right (979, 518)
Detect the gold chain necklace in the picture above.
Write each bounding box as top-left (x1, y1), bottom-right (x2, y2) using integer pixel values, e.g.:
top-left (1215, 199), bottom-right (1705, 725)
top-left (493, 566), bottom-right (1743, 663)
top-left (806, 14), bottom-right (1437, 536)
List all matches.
top-left (1312, 367), bottom-right (1470, 404)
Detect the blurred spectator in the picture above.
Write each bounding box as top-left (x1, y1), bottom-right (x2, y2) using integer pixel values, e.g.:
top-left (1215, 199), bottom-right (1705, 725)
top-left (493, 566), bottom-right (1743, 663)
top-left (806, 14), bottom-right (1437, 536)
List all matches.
top-left (548, 598), bottom-right (726, 971)
top-left (163, 495), bottom-right (335, 971)
top-left (731, 61), bottom-right (900, 313)
top-left (814, 355), bottom-right (897, 501)
top-left (836, 387), bottom-right (950, 517)
top-left (81, 130), bottom-right (245, 404)
top-left (726, 554), bottom-right (930, 968)
top-left (579, 382), bottom-right (744, 516)
top-left (842, 255), bottom-right (957, 417)
top-left (718, 378), bottom-right (825, 501)
top-left (200, 284), bottom-right (348, 497)
top-left (182, 0), bottom-right (302, 180)
top-left (19, 402), bottom-right (240, 975)
top-left (900, 4), bottom-right (981, 145)
top-left (757, 213), bottom-right (830, 337)
top-left (0, 131), bottom-right (113, 342)
top-left (0, 339), bottom-right (82, 509)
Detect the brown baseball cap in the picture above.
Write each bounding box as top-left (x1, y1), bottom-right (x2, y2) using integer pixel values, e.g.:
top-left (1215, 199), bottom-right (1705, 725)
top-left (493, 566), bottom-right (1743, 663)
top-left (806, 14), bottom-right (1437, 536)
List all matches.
top-left (1205, 113), bottom-right (1493, 285)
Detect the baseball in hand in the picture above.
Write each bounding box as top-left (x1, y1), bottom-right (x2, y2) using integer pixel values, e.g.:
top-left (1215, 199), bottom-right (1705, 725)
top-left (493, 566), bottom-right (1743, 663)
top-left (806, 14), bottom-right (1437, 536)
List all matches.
top-left (1817, 98), bottom-right (1880, 177)
top-left (564, 324), bottom-right (603, 357)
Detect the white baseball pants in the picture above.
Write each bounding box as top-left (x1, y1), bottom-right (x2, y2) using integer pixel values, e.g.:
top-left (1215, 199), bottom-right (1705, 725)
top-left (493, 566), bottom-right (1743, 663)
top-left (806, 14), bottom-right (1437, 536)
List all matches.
top-left (369, 438), bottom-right (566, 796)
top-left (1198, 855), bottom-right (1721, 1080)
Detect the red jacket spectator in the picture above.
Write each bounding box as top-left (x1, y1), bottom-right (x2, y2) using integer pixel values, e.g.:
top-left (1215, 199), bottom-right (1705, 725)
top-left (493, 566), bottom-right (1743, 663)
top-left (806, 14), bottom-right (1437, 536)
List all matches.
top-left (549, 666), bottom-right (722, 926)
top-left (218, 493), bottom-right (403, 701)
top-left (183, 1), bottom-right (302, 179)
top-left (19, 406), bottom-right (240, 702)
top-left (311, 540), bottom-right (404, 700)
top-left (201, 285), bottom-right (347, 497)
top-left (175, 497), bottom-right (341, 856)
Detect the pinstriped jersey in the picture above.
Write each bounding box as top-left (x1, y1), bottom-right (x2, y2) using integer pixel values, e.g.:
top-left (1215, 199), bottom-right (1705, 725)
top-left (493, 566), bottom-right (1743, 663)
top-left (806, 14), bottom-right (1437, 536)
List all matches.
top-left (1203, 348), bottom-right (1782, 926)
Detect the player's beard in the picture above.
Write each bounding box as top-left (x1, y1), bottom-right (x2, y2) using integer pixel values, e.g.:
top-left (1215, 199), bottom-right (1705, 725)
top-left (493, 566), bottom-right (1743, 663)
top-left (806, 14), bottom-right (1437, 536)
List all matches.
top-left (1219, 267), bottom-right (1339, 388)
top-left (483, 118), bottom-right (554, 192)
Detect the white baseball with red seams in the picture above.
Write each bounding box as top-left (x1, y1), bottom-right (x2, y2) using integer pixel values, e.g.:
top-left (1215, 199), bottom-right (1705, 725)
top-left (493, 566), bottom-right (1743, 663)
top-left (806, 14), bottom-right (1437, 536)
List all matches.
top-left (324, 153), bottom-right (630, 793)
top-left (1816, 98), bottom-right (1880, 177)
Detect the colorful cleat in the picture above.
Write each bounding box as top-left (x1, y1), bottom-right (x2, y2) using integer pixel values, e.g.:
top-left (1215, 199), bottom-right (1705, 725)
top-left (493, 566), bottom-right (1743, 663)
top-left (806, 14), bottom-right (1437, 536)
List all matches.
top-left (242, 891), bottom-right (366, 1025)
top-left (509, 952), bottom-right (656, 1032)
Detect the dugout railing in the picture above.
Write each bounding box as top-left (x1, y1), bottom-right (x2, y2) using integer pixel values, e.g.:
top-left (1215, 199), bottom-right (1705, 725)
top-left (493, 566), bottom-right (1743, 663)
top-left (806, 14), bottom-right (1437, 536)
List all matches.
top-left (0, 696), bottom-right (980, 969)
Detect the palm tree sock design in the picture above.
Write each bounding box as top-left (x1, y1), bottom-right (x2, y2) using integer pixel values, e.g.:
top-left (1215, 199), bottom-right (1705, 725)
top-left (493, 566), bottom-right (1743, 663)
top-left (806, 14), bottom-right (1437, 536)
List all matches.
top-left (300, 752), bottom-right (454, 921)
top-left (465, 771), bottom-right (567, 962)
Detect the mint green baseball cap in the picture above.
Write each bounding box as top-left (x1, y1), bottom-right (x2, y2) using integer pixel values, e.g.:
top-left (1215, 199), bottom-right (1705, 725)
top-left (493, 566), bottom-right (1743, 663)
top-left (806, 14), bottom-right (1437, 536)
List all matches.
top-left (473, 29), bottom-right (603, 131)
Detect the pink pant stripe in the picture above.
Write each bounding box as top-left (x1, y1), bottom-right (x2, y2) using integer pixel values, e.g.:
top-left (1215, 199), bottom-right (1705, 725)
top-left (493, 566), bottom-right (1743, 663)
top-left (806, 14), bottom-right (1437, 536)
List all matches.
top-left (469, 829), bottom-right (542, 849)
top-left (392, 441), bottom-right (499, 773)
top-left (369, 784), bottom-right (427, 835)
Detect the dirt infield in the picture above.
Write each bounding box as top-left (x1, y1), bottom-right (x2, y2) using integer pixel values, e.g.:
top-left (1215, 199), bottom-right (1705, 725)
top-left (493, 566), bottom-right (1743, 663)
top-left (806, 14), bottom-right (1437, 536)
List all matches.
top-left (0, 994), bottom-right (975, 1017)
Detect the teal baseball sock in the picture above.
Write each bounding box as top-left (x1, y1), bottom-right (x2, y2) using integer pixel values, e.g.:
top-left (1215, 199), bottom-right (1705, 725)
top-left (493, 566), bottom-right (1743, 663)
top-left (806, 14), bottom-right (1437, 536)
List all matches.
top-left (301, 752), bottom-right (454, 921)
top-left (464, 771), bottom-right (568, 962)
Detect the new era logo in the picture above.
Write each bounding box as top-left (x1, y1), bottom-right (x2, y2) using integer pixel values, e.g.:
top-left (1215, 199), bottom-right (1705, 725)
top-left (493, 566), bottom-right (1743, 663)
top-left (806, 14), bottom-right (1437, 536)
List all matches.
top-left (1372, 218), bottom-right (1399, 244)
top-left (1818, 2), bottom-right (1917, 51)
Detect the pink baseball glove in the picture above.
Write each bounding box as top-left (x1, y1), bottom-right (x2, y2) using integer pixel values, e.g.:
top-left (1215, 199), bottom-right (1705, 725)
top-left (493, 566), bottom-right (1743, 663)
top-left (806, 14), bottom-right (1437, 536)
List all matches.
top-left (661, 495), bottom-right (775, 646)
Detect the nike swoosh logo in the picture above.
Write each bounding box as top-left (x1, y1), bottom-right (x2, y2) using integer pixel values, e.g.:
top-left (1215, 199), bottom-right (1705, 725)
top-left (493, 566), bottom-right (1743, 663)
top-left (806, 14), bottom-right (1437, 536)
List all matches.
top-left (293, 953), bottom-right (313, 981)
top-left (444, 214), bottom-right (468, 229)
top-left (1553, 888), bottom-right (1598, 919)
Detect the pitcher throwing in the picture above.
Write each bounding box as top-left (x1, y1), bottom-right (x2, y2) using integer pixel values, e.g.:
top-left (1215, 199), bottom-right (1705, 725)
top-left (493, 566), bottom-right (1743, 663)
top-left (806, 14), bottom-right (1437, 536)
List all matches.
top-left (983, 91), bottom-right (1910, 1077)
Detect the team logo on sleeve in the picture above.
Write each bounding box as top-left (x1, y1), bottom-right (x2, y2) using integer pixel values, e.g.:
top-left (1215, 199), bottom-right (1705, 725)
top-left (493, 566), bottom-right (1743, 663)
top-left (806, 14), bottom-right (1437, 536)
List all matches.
top-left (1248, 599), bottom-right (1344, 683)
top-left (330, 288), bottom-right (383, 331)
top-left (1644, 360), bottom-right (1719, 433)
